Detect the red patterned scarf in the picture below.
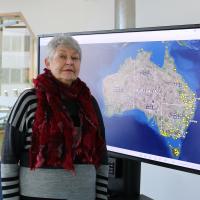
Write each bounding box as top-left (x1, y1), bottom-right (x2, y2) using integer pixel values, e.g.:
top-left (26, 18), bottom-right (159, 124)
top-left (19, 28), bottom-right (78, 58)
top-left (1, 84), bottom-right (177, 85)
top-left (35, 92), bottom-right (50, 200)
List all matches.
top-left (29, 69), bottom-right (104, 171)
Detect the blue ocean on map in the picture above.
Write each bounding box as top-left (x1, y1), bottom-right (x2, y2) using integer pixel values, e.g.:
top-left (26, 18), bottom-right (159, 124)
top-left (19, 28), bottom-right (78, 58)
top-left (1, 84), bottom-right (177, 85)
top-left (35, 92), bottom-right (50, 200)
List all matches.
top-left (80, 40), bottom-right (200, 164)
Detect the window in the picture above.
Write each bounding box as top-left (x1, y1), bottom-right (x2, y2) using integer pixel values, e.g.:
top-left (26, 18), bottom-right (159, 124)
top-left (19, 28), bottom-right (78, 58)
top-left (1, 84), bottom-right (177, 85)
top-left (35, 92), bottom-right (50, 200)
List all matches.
top-left (0, 13), bottom-right (36, 148)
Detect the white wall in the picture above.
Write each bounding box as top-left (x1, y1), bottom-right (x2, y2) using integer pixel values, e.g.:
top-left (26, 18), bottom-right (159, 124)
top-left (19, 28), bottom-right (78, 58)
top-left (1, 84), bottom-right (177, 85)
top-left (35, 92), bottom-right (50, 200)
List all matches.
top-left (136, 0), bottom-right (200, 27)
top-left (136, 0), bottom-right (200, 200)
top-left (141, 163), bottom-right (200, 200)
top-left (0, 0), bottom-right (115, 35)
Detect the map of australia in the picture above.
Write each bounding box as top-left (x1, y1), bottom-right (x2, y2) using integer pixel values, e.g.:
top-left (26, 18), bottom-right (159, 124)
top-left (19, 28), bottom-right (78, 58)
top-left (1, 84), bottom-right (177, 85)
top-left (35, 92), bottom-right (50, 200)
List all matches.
top-left (102, 46), bottom-right (196, 158)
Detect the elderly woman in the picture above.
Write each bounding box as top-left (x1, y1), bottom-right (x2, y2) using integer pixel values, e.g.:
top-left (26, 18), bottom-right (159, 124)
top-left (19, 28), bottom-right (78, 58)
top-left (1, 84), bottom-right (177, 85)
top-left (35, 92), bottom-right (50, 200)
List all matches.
top-left (1, 35), bottom-right (108, 200)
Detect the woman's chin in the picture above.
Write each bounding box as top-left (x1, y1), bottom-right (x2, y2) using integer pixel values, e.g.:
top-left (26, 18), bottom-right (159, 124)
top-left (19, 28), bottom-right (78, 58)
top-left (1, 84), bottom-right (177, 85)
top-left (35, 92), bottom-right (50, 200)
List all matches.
top-left (59, 77), bottom-right (76, 86)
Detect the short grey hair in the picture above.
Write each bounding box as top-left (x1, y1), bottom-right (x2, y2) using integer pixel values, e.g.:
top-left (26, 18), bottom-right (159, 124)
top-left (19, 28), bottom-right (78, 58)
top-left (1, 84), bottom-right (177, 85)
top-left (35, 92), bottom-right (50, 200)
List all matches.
top-left (46, 34), bottom-right (82, 60)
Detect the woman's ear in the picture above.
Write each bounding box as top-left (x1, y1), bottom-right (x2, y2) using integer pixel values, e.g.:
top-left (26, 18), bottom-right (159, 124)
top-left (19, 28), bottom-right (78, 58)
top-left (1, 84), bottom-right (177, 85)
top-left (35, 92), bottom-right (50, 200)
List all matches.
top-left (45, 58), bottom-right (50, 69)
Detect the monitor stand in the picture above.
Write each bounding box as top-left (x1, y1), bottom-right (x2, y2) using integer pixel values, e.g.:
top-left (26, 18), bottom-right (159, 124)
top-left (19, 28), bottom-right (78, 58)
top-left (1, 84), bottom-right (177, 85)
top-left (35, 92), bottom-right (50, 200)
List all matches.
top-left (109, 194), bottom-right (153, 200)
top-left (108, 156), bottom-right (154, 200)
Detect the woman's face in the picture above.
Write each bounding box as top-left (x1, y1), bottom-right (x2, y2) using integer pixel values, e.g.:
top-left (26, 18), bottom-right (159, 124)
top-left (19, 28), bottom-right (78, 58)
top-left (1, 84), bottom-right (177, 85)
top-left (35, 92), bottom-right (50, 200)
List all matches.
top-left (45, 45), bottom-right (81, 86)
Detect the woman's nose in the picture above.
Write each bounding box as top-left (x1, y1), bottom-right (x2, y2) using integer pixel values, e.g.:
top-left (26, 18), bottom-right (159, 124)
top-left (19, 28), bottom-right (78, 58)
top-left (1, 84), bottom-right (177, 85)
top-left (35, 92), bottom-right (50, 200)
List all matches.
top-left (65, 57), bottom-right (73, 64)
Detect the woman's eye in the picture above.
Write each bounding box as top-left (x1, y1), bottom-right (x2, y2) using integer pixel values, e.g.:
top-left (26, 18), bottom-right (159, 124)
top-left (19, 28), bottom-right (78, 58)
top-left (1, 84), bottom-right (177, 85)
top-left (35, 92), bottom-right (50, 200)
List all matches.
top-left (58, 54), bottom-right (80, 61)
top-left (72, 57), bottom-right (79, 61)
top-left (60, 55), bottom-right (67, 59)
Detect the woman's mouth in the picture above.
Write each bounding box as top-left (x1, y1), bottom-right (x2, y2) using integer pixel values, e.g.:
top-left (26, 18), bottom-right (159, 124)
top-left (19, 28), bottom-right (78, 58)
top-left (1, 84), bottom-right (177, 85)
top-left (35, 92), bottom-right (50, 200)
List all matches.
top-left (63, 69), bottom-right (74, 72)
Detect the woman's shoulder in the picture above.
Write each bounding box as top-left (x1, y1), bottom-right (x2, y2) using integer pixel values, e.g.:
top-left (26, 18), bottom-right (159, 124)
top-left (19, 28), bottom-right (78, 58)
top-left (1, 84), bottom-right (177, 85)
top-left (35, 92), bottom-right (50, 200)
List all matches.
top-left (17, 88), bottom-right (36, 100)
top-left (13, 88), bottom-right (37, 108)
top-left (91, 95), bottom-right (98, 105)
top-left (7, 88), bottom-right (37, 127)
top-left (20, 87), bottom-right (36, 97)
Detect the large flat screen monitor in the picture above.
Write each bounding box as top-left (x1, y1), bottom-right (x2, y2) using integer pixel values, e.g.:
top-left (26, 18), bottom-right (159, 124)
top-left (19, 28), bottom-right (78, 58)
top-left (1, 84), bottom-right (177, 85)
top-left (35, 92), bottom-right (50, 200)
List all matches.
top-left (38, 24), bottom-right (200, 178)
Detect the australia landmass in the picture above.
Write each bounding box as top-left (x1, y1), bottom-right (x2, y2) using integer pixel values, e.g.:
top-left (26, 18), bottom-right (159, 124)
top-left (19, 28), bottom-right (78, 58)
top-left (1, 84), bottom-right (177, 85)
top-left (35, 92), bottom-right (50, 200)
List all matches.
top-left (102, 46), bottom-right (196, 158)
